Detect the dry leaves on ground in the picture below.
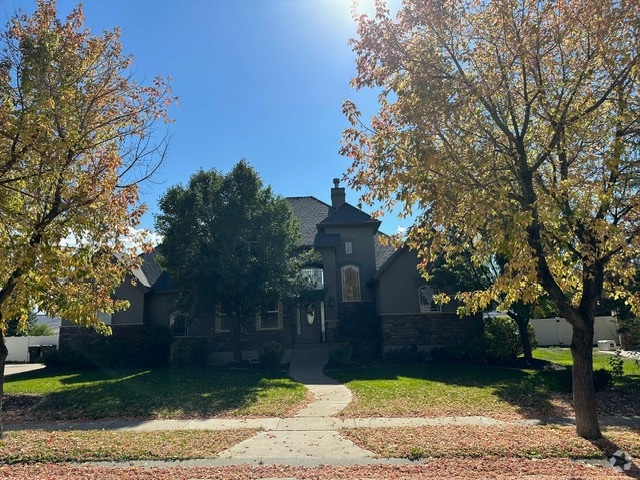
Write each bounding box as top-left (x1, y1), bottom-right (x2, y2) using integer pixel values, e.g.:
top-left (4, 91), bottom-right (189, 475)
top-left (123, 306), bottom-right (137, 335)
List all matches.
top-left (341, 425), bottom-right (640, 460)
top-left (0, 429), bottom-right (257, 463)
top-left (0, 459), bottom-right (633, 479)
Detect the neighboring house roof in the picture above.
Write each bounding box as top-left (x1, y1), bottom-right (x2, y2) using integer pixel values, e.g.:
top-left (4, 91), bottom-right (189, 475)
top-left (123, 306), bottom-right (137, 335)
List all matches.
top-left (35, 314), bottom-right (61, 335)
top-left (287, 196), bottom-right (334, 247)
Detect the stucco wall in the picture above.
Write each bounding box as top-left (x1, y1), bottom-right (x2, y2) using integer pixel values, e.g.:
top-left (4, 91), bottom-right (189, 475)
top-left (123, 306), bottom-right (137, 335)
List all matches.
top-left (323, 224), bottom-right (378, 303)
top-left (112, 280), bottom-right (145, 325)
top-left (374, 248), bottom-right (457, 316)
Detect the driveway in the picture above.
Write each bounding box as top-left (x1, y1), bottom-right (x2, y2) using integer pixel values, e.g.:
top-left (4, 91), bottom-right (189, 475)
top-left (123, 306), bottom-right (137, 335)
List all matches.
top-left (4, 363), bottom-right (45, 377)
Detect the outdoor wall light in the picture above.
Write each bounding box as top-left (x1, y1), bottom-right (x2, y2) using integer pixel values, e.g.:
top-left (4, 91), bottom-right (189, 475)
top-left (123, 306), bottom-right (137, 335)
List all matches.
top-left (328, 296), bottom-right (335, 308)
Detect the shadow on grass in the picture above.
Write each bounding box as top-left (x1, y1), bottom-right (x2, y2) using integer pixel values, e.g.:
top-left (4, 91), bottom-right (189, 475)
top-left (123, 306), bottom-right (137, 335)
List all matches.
top-left (328, 363), bottom-right (575, 418)
top-left (5, 366), bottom-right (304, 421)
top-left (590, 435), bottom-right (640, 479)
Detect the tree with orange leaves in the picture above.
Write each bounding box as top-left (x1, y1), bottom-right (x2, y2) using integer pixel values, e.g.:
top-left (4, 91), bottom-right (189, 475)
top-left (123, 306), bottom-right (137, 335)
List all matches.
top-left (0, 0), bottom-right (174, 436)
top-left (342, 0), bottom-right (640, 439)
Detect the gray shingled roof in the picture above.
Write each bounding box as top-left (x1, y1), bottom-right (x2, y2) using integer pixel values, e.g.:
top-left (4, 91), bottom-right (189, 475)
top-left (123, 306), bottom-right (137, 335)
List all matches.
top-left (318, 203), bottom-right (381, 227)
top-left (136, 196), bottom-right (398, 288)
top-left (132, 250), bottom-right (172, 291)
top-left (374, 233), bottom-right (397, 270)
top-left (286, 196), bottom-right (334, 247)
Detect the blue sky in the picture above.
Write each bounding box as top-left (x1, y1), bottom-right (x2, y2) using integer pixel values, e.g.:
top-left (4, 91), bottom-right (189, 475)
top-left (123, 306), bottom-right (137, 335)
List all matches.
top-left (2, 0), bottom-right (408, 235)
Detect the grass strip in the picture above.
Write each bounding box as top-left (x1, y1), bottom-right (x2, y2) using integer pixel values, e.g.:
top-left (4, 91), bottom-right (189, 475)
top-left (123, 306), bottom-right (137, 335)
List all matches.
top-left (0, 429), bottom-right (257, 464)
top-left (341, 424), bottom-right (640, 460)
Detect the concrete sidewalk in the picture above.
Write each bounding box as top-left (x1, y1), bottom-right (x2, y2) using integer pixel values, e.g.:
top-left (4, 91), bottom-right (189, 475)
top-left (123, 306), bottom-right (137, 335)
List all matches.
top-left (4, 347), bottom-right (640, 467)
top-left (4, 363), bottom-right (45, 377)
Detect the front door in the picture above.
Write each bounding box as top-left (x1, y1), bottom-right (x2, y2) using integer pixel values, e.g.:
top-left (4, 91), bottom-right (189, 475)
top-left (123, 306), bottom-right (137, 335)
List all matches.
top-left (297, 301), bottom-right (322, 344)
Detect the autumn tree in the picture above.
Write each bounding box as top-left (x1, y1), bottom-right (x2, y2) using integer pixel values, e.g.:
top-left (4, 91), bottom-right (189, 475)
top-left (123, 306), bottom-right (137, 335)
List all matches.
top-left (342, 0), bottom-right (640, 439)
top-left (429, 250), bottom-right (547, 361)
top-left (0, 1), bottom-right (173, 435)
top-left (155, 161), bottom-right (301, 363)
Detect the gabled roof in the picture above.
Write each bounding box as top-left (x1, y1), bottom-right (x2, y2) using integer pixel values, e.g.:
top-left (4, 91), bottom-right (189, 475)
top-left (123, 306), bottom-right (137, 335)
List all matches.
top-left (318, 203), bottom-right (381, 229)
top-left (287, 196), bottom-right (334, 247)
top-left (374, 233), bottom-right (397, 270)
top-left (132, 250), bottom-right (173, 292)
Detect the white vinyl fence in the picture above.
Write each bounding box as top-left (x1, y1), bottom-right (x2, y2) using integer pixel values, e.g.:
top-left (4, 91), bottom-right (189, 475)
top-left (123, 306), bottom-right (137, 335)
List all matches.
top-left (5, 335), bottom-right (59, 363)
top-left (530, 316), bottom-right (619, 347)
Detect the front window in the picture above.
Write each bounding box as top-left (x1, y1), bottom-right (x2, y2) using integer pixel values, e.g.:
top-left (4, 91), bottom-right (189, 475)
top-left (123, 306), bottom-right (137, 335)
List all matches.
top-left (97, 312), bottom-right (112, 325)
top-left (300, 267), bottom-right (324, 290)
top-left (419, 285), bottom-right (442, 313)
top-left (215, 305), bottom-right (232, 333)
top-left (341, 265), bottom-right (361, 302)
top-left (170, 312), bottom-right (189, 336)
top-left (256, 299), bottom-right (283, 331)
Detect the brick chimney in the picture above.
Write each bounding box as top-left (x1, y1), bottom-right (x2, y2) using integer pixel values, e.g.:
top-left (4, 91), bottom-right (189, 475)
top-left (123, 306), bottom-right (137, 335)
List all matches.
top-left (331, 178), bottom-right (346, 208)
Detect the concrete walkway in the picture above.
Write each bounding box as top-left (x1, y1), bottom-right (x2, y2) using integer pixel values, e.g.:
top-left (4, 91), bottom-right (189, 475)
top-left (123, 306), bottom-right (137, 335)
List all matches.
top-left (4, 348), bottom-right (640, 467)
top-left (218, 344), bottom-right (375, 461)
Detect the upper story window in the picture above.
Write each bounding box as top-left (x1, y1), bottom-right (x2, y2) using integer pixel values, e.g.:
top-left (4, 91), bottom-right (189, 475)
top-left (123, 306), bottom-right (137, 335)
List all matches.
top-left (345, 242), bottom-right (353, 254)
top-left (300, 267), bottom-right (324, 290)
top-left (170, 312), bottom-right (189, 336)
top-left (341, 265), bottom-right (361, 302)
top-left (419, 285), bottom-right (442, 313)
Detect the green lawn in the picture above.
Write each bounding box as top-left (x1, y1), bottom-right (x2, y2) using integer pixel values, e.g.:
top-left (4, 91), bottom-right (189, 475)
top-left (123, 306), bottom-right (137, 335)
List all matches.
top-left (329, 347), bottom-right (640, 420)
top-left (4, 366), bottom-right (307, 421)
top-left (533, 346), bottom-right (640, 374)
top-left (329, 363), bottom-right (570, 420)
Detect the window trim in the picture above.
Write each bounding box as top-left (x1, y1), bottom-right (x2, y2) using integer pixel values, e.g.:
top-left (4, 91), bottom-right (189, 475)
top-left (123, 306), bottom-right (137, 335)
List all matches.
top-left (170, 311), bottom-right (189, 337)
top-left (341, 264), bottom-right (361, 302)
top-left (419, 285), bottom-right (442, 313)
top-left (300, 266), bottom-right (324, 290)
top-left (97, 312), bottom-right (112, 325)
top-left (255, 300), bottom-right (283, 331)
top-left (215, 305), bottom-right (232, 333)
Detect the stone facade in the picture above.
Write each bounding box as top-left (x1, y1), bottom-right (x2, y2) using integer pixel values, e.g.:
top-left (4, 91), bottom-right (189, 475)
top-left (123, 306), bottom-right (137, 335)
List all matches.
top-left (379, 312), bottom-right (482, 354)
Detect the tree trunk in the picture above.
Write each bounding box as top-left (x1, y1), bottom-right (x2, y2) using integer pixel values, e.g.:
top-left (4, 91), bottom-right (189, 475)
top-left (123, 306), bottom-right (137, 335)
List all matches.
top-left (1, 328), bottom-right (8, 439)
top-left (516, 317), bottom-right (533, 361)
top-left (232, 315), bottom-right (242, 364)
top-left (571, 322), bottom-right (602, 440)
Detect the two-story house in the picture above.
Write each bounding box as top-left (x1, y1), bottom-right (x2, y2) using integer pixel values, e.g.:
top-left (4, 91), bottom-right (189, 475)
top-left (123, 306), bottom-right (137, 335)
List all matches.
top-left (59, 179), bottom-right (481, 364)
